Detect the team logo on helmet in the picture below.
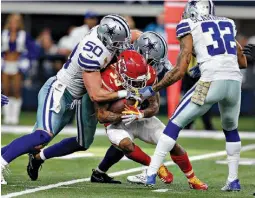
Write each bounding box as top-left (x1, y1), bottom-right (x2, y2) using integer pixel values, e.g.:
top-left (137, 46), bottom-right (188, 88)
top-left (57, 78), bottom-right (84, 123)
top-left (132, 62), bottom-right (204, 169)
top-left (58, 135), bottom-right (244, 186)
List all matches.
top-left (103, 24), bottom-right (117, 38)
top-left (142, 37), bottom-right (158, 54)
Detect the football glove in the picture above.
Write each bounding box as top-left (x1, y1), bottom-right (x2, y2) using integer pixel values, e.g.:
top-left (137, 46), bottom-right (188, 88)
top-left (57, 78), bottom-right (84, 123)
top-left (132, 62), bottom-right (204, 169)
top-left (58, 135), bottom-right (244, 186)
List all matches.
top-left (243, 44), bottom-right (255, 63)
top-left (121, 105), bottom-right (144, 125)
top-left (1, 94), bottom-right (9, 106)
top-left (138, 86), bottom-right (155, 100)
top-left (189, 64), bottom-right (201, 78)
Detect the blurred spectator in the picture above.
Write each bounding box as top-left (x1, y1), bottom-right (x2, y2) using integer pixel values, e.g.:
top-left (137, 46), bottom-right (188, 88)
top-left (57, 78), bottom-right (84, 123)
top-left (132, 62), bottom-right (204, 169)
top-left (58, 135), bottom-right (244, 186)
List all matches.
top-left (144, 11), bottom-right (165, 39)
top-left (1, 14), bottom-right (39, 125)
top-left (123, 15), bottom-right (136, 29)
top-left (242, 36), bottom-right (255, 90)
top-left (69, 11), bottom-right (99, 50)
top-left (58, 26), bottom-right (76, 56)
top-left (40, 34), bottom-right (58, 55)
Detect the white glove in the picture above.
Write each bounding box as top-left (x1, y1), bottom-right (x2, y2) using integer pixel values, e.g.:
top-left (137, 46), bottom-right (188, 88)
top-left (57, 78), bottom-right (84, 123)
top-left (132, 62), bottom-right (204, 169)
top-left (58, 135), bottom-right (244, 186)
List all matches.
top-left (121, 105), bottom-right (144, 126)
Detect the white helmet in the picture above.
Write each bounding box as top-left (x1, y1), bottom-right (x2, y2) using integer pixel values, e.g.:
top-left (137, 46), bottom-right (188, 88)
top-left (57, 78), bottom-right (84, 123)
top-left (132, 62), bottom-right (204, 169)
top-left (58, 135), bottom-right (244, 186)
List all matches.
top-left (182, 0), bottom-right (215, 19)
top-left (98, 14), bottom-right (131, 53)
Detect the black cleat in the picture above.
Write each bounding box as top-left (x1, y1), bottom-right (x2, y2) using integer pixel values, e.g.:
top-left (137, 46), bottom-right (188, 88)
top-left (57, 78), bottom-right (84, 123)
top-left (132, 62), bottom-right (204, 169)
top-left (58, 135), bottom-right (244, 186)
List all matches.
top-left (90, 169), bottom-right (121, 184)
top-left (27, 153), bottom-right (44, 181)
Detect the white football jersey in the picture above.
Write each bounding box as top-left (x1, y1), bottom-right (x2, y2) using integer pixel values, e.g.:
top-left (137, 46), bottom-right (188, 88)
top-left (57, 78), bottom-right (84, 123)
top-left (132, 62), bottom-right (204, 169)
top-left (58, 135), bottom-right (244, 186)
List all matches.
top-left (176, 15), bottom-right (242, 82)
top-left (57, 26), bottom-right (113, 98)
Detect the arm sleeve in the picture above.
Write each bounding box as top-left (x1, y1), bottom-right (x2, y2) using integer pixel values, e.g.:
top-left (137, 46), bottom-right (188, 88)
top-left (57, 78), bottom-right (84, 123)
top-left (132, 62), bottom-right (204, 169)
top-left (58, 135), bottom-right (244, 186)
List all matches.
top-left (176, 19), bottom-right (192, 39)
top-left (78, 51), bottom-right (101, 72)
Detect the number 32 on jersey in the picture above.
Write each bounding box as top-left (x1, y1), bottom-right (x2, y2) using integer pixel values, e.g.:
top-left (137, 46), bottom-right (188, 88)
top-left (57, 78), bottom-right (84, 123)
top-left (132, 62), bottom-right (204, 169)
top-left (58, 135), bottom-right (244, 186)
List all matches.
top-left (201, 21), bottom-right (236, 56)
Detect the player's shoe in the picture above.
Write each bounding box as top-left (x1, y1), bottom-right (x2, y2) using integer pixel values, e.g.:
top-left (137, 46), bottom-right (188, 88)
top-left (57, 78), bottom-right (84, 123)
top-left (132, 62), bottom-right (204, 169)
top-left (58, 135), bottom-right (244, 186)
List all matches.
top-left (221, 179), bottom-right (241, 191)
top-left (27, 153), bottom-right (44, 181)
top-left (188, 176), bottom-right (208, 190)
top-left (157, 165), bottom-right (173, 184)
top-left (127, 170), bottom-right (147, 184)
top-left (145, 173), bottom-right (157, 187)
top-left (1, 164), bottom-right (7, 185)
top-left (90, 169), bottom-right (121, 184)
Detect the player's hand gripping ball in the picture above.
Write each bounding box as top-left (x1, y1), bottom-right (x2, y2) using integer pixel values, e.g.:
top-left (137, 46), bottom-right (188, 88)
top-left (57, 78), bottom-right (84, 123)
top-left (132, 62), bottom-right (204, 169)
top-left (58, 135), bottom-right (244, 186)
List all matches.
top-left (121, 104), bottom-right (144, 126)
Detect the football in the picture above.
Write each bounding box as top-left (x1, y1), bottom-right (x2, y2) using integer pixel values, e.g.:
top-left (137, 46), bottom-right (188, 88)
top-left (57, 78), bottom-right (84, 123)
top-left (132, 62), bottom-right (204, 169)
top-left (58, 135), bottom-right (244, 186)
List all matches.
top-left (108, 99), bottom-right (136, 113)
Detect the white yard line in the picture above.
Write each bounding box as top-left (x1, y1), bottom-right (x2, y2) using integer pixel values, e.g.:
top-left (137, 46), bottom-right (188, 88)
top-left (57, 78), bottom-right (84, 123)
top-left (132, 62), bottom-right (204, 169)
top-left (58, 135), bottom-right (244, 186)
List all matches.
top-left (2, 125), bottom-right (255, 139)
top-left (2, 144), bottom-right (255, 198)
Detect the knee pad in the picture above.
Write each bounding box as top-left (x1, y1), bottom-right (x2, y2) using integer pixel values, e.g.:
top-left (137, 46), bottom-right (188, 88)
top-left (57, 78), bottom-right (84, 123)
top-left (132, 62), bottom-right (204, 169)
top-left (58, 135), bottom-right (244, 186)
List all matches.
top-left (223, 129), bottom-right (240, 142)
top-left (221, 115), bottom-right (238, 131)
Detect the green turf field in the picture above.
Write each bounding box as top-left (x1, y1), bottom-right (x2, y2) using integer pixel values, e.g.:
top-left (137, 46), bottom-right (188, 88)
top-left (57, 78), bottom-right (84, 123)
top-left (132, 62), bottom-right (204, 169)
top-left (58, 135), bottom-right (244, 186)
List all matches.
top-left (14, 111), bottom-right (255, 131)
top-left (1, 133), bottom-right (255, 198)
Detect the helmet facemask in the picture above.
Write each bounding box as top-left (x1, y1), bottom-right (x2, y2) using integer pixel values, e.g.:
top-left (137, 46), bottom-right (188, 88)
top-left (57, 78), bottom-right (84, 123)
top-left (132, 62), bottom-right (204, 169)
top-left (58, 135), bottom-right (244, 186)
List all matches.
top-left (116, 56), bottom-right (147, 92)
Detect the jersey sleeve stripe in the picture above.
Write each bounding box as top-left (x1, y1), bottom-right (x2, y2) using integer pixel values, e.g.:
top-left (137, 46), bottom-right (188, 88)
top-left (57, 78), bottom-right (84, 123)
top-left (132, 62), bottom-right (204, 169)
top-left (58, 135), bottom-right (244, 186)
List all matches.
top-left (176, 27), bottom-right (191, 37)
top-left (79, 54), bottom-right (100, 66)
top-left (176, 22), bottom-right (189, 31)
top-left (78, 59), bottom-right (100, 70)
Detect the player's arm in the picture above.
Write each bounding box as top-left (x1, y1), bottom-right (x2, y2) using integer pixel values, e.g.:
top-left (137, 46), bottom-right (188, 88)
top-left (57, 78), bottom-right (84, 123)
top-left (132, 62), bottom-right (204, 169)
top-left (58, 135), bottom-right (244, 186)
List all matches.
top-left (94, 102), bottom-right (122, 124)
top-left (142, 93), bottom-right (160, 118)
top-left (152, 34), bottom-right (193, 92)
top-left (83, 71), bottom-right (127, 103)
top-left (236, 40), bottom-right (247, 69)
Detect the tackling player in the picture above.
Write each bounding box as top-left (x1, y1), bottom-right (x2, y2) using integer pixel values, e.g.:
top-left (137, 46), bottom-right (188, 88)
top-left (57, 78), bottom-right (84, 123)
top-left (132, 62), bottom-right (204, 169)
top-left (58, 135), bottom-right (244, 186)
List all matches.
top-left (91, 33), bottom-right (207, 190)
top-left (1, 14), bottom-right (133, 184)
top-left (137, 0), bottom-right (247, 191)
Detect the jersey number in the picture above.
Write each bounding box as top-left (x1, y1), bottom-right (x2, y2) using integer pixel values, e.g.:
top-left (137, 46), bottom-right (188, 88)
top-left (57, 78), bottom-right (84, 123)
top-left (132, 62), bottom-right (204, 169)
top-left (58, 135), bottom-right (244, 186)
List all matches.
top-left (201, 21), bottom-right (236, 56)
top-left (83, 41), bottom-right (103, 57)
top-left (64, 41), bottom-right (103, 69)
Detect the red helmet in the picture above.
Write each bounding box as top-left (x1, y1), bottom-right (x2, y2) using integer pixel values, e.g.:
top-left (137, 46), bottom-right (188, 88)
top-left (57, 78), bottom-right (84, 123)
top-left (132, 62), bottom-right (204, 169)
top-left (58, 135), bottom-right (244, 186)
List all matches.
top-left (116, 50), bottom-right (148, 91)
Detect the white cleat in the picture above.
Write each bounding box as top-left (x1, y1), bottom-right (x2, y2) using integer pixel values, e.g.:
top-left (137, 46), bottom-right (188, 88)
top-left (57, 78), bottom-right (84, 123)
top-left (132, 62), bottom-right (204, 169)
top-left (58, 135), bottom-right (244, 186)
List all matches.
top-left (1, 165), bottom-right (8, 185)
top-left (127, 170), bottom-right (146, 185)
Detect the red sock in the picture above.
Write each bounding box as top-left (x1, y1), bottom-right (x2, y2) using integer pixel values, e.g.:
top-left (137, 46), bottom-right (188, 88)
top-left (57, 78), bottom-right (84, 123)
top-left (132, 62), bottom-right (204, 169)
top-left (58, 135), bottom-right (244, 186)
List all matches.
top-left (125, 144), bottom-right (151, 166)
top-left (171, 152), bottom-right (195, 179)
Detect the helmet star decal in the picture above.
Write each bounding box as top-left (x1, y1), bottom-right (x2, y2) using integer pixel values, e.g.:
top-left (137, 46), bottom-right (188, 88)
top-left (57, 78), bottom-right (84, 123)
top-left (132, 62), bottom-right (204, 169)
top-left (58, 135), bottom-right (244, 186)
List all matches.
top-left (103, 24), bottom-right (117, 38)
top-left (190, 0), bottom-right (198, 6)
top-left (142, 37), bottom-right (158, 54)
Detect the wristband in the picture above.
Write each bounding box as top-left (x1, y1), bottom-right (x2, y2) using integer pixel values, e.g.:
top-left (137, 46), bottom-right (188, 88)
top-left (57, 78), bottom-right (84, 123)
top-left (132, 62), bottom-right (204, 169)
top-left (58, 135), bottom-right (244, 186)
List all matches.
top-left (117, 90), bottom-right (127, 99)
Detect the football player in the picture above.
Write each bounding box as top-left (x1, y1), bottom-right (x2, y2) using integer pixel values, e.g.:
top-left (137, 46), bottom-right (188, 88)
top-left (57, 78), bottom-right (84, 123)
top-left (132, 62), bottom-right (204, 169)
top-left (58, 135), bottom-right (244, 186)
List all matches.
top-left (91, 32), bottom-right (207, 190)
top-left (138, 0), bottom-right (247, 191)
top-left (1, 14), bottom-right (134, 184)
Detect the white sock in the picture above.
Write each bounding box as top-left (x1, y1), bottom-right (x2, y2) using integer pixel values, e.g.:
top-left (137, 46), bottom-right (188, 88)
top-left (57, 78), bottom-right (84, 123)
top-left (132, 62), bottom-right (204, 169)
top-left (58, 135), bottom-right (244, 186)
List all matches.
top-left (40, 150), bottom-right (47, 161)
top-left (147, 134), bottom-right (176, 176)
top-left (226, 141), bottom-right (241, 182)
top-left (1, 156), bottom-right (9, 166)
top-left (96, 167), bottom-right (105, 173)
top-left (12, 98), bottom-right (22, 125)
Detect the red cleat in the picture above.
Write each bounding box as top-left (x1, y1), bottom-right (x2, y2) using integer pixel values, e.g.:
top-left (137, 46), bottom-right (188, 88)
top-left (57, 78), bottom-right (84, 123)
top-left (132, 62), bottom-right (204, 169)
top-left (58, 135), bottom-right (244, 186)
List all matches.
top-left (157, 165), bottom-right (174, 184)
top-left (188, 176), bottom-right (208, 190)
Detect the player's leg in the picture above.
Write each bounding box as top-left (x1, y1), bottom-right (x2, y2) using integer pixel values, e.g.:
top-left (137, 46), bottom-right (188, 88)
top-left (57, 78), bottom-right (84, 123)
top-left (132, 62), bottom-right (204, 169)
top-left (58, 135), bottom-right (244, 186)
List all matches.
top-left (107, 125), bottom-right (151, 166)
top-left (91, 145), bottom-right (123, 184)
top-left (35, 94), bottom-right (95, 162)
top-left (26, 78), bottom-right (75, 181)
top-left (127, 117), bottom-right (173, 184)
top-left (146, 81), bottom-right (222, 187)
top-left (219, 80), bottom-right (242, 191)
top-left (1, 77), bottom-right (60, 183)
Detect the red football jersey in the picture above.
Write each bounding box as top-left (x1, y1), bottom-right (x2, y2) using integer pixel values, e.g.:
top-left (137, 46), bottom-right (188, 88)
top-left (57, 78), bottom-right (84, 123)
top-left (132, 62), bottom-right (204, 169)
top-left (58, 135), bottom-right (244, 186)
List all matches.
top-left (101, 64), bottom-right (157, 92)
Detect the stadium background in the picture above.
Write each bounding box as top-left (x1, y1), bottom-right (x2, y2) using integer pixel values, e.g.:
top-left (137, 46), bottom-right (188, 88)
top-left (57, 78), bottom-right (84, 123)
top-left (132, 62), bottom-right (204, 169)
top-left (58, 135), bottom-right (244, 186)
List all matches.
top-left (2, 0), bottom-right (255, 119)
top-left (1, 1), bottom-right (255, 197)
